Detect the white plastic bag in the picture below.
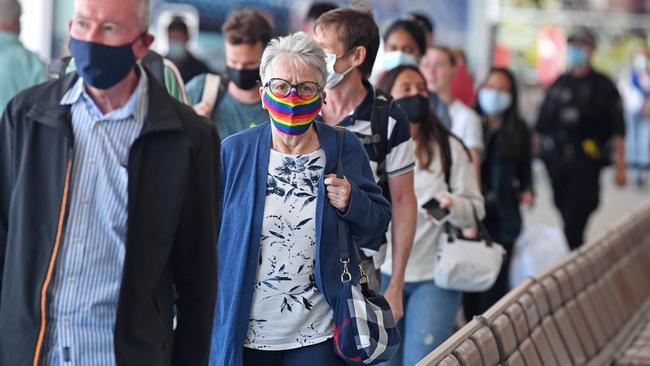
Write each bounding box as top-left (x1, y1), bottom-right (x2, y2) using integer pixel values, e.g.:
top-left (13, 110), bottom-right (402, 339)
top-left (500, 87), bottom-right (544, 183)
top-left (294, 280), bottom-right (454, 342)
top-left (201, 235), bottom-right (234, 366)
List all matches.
top-left (509, 226), bottom-right (570, 288)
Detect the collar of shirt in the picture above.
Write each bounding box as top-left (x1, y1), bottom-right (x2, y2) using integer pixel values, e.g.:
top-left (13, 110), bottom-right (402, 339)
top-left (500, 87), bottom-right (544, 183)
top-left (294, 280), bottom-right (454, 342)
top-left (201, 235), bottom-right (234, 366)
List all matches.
top-left (316, 79), bottom-right (374, 126)
top-left (60, 64), bottom-right (149, 124)
top-left (0, 30), bottom-right (19, 46)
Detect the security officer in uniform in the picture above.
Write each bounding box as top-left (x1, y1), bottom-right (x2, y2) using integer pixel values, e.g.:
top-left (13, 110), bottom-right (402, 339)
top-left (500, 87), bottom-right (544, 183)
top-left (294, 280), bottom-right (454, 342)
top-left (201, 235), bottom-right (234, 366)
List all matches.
top-left (536, 27), bottom-right (626, 250)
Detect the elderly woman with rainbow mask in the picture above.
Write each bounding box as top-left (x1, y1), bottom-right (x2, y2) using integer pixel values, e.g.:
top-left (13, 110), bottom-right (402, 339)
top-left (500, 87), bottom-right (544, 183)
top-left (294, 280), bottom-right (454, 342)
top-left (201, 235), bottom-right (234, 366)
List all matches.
top-left (211, 32), bottom-right (391, 366)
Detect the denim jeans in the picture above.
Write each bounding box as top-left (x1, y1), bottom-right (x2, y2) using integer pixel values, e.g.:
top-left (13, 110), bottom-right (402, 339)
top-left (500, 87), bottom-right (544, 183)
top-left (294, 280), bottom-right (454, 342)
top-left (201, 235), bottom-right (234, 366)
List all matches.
top-left (626, 111), bottom-right (650, 179)
top-left (379, 275), bottom-right (461, 366)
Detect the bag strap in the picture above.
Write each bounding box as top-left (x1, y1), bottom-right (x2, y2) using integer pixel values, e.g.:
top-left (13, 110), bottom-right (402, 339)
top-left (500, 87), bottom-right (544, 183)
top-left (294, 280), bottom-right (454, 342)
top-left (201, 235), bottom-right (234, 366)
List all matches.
top-left (442, 135), bottom-right (453, 189)
top-left (442, 135), bottom-right (454, 239)
top-left (48, 56), bottom-right (72, 80)
top-left (336, 127), bottom-right (363, 283)
top-left (444, 204), bottom-right (493, 247)
top-left (161, 58), bottom-right (190, 104)
top-left (200, 73), bottom-right (222, 118)
top-left (336, 127), bottom-right (345, 179)
top-left (368, 90), bottom-right (392, 185)
top-left (441, 138), bottom-right (492, 247)
top-left (141, 50), bottom-right (166, 85)
top-left (471, 204), bottom-right (494, 247)
top-left (336, 127), bottom-right (349, 262)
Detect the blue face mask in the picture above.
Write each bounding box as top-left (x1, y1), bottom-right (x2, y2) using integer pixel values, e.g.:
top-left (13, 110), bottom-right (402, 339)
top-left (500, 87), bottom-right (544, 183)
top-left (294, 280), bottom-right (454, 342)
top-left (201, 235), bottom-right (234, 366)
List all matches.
top-left (167, 41), bottom-right (186, 60)
top-left (382, 50), bottom-right (418, 71)
top-left (478, 88), bottom-right (512, 116)
top-left (69, 35), bottom-right (140, 90)
top-left (566, 45), bottom-right (588, 69)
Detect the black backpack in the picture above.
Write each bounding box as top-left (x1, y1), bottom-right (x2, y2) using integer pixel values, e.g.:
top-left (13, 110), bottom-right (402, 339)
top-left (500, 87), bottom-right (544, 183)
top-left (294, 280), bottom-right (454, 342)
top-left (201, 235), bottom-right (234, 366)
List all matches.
top-left (362, 89), bottom-right (393, 202)
top-left (48, 50), bottom-right (166, 84)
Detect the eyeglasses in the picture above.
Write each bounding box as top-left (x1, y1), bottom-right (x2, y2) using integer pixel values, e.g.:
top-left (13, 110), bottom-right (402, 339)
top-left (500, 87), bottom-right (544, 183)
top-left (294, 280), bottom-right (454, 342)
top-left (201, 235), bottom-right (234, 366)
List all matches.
top-left (263, 78), bottom-right (321, 99)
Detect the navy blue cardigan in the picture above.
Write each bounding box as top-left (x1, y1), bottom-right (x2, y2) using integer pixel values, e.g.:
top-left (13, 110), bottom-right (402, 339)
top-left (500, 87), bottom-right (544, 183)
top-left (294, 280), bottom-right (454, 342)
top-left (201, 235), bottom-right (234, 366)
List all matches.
top-left (210, 122), bottom-right (391, 366)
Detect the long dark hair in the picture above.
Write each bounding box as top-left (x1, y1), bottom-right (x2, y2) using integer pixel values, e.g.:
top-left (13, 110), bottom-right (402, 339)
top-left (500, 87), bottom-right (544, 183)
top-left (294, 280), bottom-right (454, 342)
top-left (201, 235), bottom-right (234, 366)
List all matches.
top-left (376, 65), bottom-right (453, 174)
top-left (382, 19), bottom-right (427, 57)
top-left (476, 67), bottom-right (530, 162)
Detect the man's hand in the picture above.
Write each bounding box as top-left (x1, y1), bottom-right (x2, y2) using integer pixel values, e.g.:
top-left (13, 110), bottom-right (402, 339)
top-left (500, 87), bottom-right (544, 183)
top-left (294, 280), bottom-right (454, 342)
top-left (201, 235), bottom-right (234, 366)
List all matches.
top-left (383, 282), bottom-right (404, 323)
top-left (193, 102), bottom-right (213, 118)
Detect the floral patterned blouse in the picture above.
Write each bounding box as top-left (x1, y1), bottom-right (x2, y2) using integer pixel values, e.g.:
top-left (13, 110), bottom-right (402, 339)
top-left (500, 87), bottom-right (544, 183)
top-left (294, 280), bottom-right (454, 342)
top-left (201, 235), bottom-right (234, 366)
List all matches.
top-left (244, 148), bottom-right (334, 350)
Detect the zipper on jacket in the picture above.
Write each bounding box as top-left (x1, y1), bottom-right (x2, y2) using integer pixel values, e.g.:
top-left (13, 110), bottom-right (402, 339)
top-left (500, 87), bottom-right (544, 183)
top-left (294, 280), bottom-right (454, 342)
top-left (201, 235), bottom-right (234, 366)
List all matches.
top-left (32, 152), bottom-right (73, 366)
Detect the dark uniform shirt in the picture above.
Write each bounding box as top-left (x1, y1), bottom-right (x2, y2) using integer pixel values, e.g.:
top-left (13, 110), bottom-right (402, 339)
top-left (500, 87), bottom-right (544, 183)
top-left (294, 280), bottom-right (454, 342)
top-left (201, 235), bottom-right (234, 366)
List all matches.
top-left (536, 69), bottom-right (625, 164)
top-left (535, 69), bottom-right (625, 248)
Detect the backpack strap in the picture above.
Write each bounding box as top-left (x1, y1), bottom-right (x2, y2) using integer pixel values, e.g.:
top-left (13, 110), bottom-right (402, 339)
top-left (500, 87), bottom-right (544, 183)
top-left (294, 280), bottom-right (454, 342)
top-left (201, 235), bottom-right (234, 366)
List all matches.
top-left (367, 89), bottom-right (393, 199)
top-left (442, 136), bottom-right (453, 188)
top-left (200, 73), bottom-right (222, 118)
top-left (161, 58), bottom-right (190, 104)
top-left (48, 56), bottom-right (72, 80)
top-left (141, 50), bottom-right (165, 85)
top-left (442, 136), bottom-right (455, 237)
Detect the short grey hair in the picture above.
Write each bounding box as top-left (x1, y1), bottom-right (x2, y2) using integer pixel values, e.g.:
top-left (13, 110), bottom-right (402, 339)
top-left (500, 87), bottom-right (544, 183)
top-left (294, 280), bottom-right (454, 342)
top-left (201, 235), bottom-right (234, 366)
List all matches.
top-left (0, 0), bottom-right (21, 24)
top-left (73, 0), bottom-right (149, 32)
top-left (260, 31), bottom-right (327, 87)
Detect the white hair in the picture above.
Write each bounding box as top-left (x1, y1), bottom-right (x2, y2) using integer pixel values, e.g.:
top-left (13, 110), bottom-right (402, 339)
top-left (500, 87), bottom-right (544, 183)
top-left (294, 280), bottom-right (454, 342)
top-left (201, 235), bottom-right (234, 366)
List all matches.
top-left (73, 0), bottom-right (150, 32)
top-left (0, 0), bottom-right (20, 24)
top-left (260, 31), bottom-right (327, 87)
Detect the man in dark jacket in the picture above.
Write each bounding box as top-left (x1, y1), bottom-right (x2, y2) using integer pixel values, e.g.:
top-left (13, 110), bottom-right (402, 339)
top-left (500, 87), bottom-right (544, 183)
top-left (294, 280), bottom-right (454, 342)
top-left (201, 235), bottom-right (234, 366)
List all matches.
top-left (0, 0), bottom-right (220, 365)
top-left (166, 16), bottom-right (211, 83)
top-left (536, 28), bottom-right (626, 249)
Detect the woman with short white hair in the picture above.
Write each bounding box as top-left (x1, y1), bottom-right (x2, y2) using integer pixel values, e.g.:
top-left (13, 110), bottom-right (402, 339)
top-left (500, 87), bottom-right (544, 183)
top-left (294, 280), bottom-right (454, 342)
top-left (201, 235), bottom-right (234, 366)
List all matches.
top-left (211, 32), bottom-right (391, 366)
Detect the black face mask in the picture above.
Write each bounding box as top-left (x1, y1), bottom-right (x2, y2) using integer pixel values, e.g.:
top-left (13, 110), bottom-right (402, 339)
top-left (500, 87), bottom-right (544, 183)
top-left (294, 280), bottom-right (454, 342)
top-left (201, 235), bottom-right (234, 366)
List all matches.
top-left (226, 66), bottom-right (260, 90)
top-left (395, 95), bottom-right (430, 124)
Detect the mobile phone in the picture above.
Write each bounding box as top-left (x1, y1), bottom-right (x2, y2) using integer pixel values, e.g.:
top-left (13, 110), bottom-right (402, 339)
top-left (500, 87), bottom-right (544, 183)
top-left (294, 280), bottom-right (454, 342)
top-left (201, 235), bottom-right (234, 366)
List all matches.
top-left (421, 198), bottom-right (450, 224)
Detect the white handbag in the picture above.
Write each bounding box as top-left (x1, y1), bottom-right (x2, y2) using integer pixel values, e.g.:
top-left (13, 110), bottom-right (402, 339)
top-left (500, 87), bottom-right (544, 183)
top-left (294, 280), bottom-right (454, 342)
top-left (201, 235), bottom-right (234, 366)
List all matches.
top-left (434, 206), bottom-right (505, 292)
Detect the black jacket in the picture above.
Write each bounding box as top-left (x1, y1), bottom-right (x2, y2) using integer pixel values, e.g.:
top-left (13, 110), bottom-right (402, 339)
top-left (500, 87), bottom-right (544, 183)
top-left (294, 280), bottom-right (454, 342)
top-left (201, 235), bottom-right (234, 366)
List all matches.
top-left (0, 71), bottom-right (219, 365)
top-left (535, 69), bottom-right (625, 165)
top-left (481, 120), bottom-right (533, 244)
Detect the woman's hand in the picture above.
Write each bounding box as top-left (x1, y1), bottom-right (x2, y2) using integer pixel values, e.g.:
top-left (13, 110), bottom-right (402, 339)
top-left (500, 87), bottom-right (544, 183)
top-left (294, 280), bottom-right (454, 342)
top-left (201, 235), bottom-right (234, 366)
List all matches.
top-left (436, 195), bottom-right (453, 209)
top-left (519, 191), bottom-right (535, 207)
top-left (324, 174), bottom-right (351, 212)
top-left (462, 227), bottom-right (479, 239)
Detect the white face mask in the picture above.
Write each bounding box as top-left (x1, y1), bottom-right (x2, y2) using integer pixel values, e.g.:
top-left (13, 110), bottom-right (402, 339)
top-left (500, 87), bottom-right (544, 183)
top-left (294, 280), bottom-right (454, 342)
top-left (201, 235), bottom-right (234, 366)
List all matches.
top-left (478, 88), bottom-right (512, 116)
top-left (382, 50), bottom-right (418, 71)
top-left (633, 54), bottom-right (648, 73)
top-left (324, 52), bottom-right (355, 89)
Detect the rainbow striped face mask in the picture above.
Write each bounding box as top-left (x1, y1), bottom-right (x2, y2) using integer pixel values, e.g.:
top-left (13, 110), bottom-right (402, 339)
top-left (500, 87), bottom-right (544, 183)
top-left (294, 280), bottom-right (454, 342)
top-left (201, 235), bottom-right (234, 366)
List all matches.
top-left (262, 89), bottom-right (322, 136)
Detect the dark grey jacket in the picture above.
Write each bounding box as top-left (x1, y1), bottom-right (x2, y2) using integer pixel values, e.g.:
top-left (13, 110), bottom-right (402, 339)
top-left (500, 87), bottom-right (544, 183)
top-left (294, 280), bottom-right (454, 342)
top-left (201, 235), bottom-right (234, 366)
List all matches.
top-left (0, 71), bottom-right (219, 366)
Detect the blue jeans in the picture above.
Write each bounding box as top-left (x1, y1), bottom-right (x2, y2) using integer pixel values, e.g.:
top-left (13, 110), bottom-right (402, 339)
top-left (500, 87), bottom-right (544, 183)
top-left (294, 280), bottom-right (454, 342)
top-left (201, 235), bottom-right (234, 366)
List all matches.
top-left (379, 275), bottom-right (461, 366)
top-left (626, 111), bottom-right (650, 179)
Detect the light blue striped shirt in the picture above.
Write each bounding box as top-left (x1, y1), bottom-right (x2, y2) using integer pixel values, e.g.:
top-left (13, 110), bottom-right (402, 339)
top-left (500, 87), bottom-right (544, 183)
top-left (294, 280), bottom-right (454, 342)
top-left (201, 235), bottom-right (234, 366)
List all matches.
top-left (45, 67), bottom-right (148, 365)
